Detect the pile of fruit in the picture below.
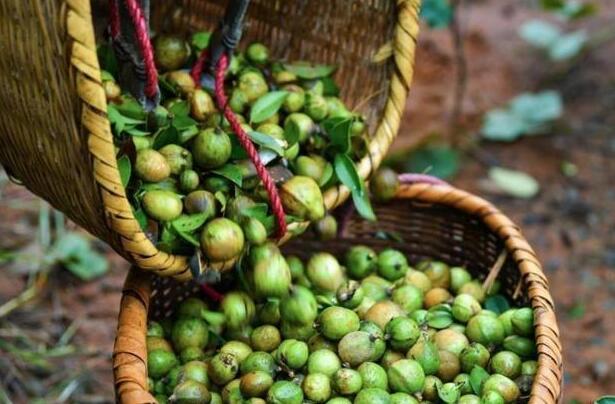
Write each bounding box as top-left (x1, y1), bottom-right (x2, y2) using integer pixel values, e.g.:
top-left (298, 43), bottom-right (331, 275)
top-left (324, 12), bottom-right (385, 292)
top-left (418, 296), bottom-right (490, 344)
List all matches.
top-left (101, 32), bottom-right (376, 262)
top-left (145, 242), bottom-right (537, 403)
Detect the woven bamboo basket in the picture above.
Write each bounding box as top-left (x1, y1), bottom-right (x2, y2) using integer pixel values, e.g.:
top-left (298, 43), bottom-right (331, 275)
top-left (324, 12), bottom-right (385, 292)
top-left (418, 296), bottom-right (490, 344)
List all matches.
top-left (113, 181), bottom-right (563, 403)
top-left (0, 0), bottom-right (420, 281)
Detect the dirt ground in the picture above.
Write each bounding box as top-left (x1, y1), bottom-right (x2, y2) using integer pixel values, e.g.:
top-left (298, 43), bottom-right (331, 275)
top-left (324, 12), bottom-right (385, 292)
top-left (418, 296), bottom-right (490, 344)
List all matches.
top-left (1, 0), bottom-right (614, 402)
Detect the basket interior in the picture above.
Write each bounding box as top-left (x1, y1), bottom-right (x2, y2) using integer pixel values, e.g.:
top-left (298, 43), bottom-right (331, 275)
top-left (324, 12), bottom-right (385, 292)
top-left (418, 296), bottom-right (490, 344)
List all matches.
top-left (148, 199), bottom-right (527, 320)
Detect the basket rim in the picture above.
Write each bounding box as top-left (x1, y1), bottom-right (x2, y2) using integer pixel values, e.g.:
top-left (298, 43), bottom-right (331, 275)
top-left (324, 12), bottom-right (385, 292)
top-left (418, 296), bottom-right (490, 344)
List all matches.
top-left (71, 0), bottom-right (422, 280)
top-left (113, 182), bottom-right (563, 404)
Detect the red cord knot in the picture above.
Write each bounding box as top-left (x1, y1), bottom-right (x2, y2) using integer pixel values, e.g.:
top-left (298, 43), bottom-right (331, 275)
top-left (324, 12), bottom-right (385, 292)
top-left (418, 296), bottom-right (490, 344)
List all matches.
top-left (200, 284), bottom-right (224, 303)
top-left (212, 53), bottom-right (288, 238)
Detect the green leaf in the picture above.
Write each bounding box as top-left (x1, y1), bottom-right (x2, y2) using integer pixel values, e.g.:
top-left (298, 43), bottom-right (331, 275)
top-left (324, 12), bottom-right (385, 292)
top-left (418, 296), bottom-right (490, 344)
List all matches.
top-left (334, 154), bottom-right (375, 221)
top-left (133, 208), bottom-right (148, 231)
top-left (420, 0), bottom-right (453, 28)
top-left (321, 76), bottom-right (340, 97)
top-left (470, 366), bottom-right (490, 395)
top-left (117, 155), bottom-right (131, 188)
top-left (489, 167), bottom-right (540, 199)
top-left (172, 115), bottom-right (198, 130)
top-left (484, 295), bottom-right (511, 315)
top-left (230, 135), bottom-right (249, 160)
top-left (519, 20), bottom-right (561, 48)
top-left (284, 119), bottom-right (301, 146)
top-left (171, 213), bottom-right (210, 233)
top-left (97, 44), bottom-right (118, 78)
top-left (249, 131), bottom-right (286, 156)
top-left (211, 165), bottom-right (243, 187)
top-left (595, 397), bottom-right (615, 404)
top-left (214, 191), bottom-right (227, 212)
top-left (437, 383), bottom-right (460, 404)
top-left (158, 76), bottom-right (179, 97)
top-left (153, 126), bottom-right (179, 150)
top-left (405, 145), bottom-right (461, 179)
top-left (283, 62), bottom-right (336, 79)
top-left (192, 31), bottom-right (212, 51)
top-left (107, 104), bottom-right (146, 135)
top-left (481, 109), bottom-right (527, 141)
top-left (540, 0), bottom-right (566, 10)
top-left (549, 30), bottom-right (587, 61)
top-left (568, 301), bottom-right (586, 319)
top-left (50, 233), bottom-right (108, 281)
top-left (101, 70), bottom-right (115, 82)
top-left (426, 310), bottom-right (453, 329)
top-left (115, 97), bottom-right (148, 121)
top-left (322, 117), bottom-right (352, 154)
top-left (175, 229), bottom-right (200, 247)
top-left (319, 163), bottom-right (334, 188)
top-left (241, 203), bottom-right (270, 223)
top-left (125, 126), bottom-right (151, 137)
top-left (169, 100), bottom-right (190, 117)
top-left (250, 91), bottom-right (288, 124)
top-left (509, 91), bottom-right (563, 126)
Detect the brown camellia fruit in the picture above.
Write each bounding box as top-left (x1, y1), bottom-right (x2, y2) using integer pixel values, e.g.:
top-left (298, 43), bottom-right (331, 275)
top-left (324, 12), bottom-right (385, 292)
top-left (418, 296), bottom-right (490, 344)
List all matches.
top-left (364, 301), bottom-right (406, 330)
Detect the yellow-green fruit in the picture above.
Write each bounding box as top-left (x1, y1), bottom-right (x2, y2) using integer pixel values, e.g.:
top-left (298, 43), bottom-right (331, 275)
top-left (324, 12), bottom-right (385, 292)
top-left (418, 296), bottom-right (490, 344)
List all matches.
top-left (294, 155), bottom-right (324, 181)
top-left (274, 70), bottom-right (297, 85)
top-left (246, 42), bottom-right (269, 65)
top-left (189, 88), bottom-right (216, 121)
top-left (148, 349), bottom-right (178, 379)
top-left (242, 217), bottom-right (267, 245)
top-left (404, 269), bottom-right (432, 293)
top-left (370, 168), bottom-right (399, 203)
top-left (424, 288), bottom-right (453, 309)
top-left (184, 190), bottom-right (216, 216)
top-left (238, 71), bottom-right (268, 103)
top-left (154, 35), bottom-right (191, 71)
top-left (280, 176), bottom-right (325, 221)
top-left (135, 149), bottom-right (171, 182)
top-left (103, 79), bottom-right (121, 101)
top-left (170, 380), bottom-right (211, 404)
top-left (159, 144), bottom-right (192, 175)
top-left (147, 336), bottom-right (173, 353)
top-left (364, 301), bottom-right (405, 330)
top-left (284, 113), bottom-right (315, 144)
top-left (240, 371), bottom-right (273, 398)
top-left (482, 374), bottom-right (520, 402)
top-left (171, 318), bottom-right (209, 351)
top-left (282, 85), bottom-right (305, 113)
top-left (304, 93), bottom-right (328, 121)
top-left (142, 190), bottom-right (183, 221)
top-left (192, 128), bottom-right (232, 169)
top-left (200, 218), bottom-right (245, 261)
top-left (306, 253), bottom-right (344, 293)
top-left (166, 70), bottom-right (196, 95)
top-left (251, 244), bottom-right (291, 298)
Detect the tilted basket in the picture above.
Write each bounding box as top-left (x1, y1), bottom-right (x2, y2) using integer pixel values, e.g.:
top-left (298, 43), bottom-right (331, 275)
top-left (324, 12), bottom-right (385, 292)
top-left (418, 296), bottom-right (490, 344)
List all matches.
top-left (0, 0), bottom-right (421, 280)
top-left (113, 181), bottom-right (563, 403)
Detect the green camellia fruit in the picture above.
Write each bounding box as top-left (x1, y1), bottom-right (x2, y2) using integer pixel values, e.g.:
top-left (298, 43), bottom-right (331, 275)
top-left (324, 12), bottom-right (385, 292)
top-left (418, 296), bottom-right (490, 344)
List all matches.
top-left (250, 325), bottom-right (281, 352)
top-left (189, 88), bottom-right (216, 121)
top-left (408, 338), bottom-right (440, 376)
top-left (267, 380), bottom-right (303, 404)
top-left (251, 243), bottom-right (291, 299)
top-left (192, 128), bottom-right (232, 169)
top-left (434, 329), bottom-right (470, 356)
top-left (239, 371), bottom-right (273, 398)
top-left (313, 214), bottom-right (338, 241)
top-left (422, 375), bottom-right (442, 401)
top-left (275, 339), bottom-right (309, 369)
top-left (171, 318), bottom-right (209, 351)
top-left (280, 320), bottom-right (316, 342)
top-left (439, 382), bottom-right (461, 404)
top-left (166, 71), bottom-right (196, 95)
top-left (437, 350), bottom-right (461, 382)
top-left (239, 71), bottom-right (269, 103)
top-left (147, 321), bottom-right (165, 338)
top-left (482, 390), bottom-right (506, 404)
top-left (354, 388), bottom-right (391, 404)
top-left (332, 368), bottom-right (362, 395)
top-left (482, 374), bottom-right (520, 403)
top-left (512, 308), bottom-right (534, 337)
top-left (450, 266), bottom-right (472, 293)
top-left (159, 144), bottom-right (192, 175)
top-left (391, 284), bottom-right (423, 314)
top-left (184, 190), bottom-right (216, 216)
top-left (304, 92), bottom-right (329, 121)
top-left (452, 294), bottom-right (482, 323)
top-left (148, 349), bottom-right (178, 379)
top-left (307, 349), bottom-right (341, 377)
top-left (307, 334), bottom-right (337, 353)
top-left (282, 85), bottom-right (305, 113)
top-left (295, 155), bottom-right (324, 181)
top-left (404, 269), bottom-right (432, 293)
top-left (370, 167), bottom-right (399, 203)
top-left (338, 331), bottom-right (378, 367)
top-left (502, 335), bottom-right (537, 358)
top-left (240, 352), bottom-right (277, 376)
top-left (387, 359), bottom-right (425, 393)
top-left (170, 380), bottom-right (211, 404)
top-left (176, 297), bottom-right (208, 319)
top-left (460, 342), bottom-right (491, 373)
top-left (358, 362), bottom-right (388, 390)
top-left (498, 309), bottom-right (517, 337)
top-left (459, 395), bottom-right (481, 404)
top-left (280, 285), bottom-right (318, 326)
top-left (490, 351), bottom-right (522, 379)
top-left (280, 176), bottom-right (325, 221)
top-left (466, 314), bottom-right (505, 346)
top-left (200, 218), bottom-right (245, 261)
top-left (208, 352), bottom-right (239, 386)
top-left (390, 392), bottom-right (419, 404)
top-left (421, 261), bottom-right (451, 289)
top-left (180, 347), bottom-right (205, 364)
top-left (182, 360), bottom-right (210, 386)
top-left (306, 253), bottom-right (344, 293)
top-left (454, 373), bottom-right (472, 394)
top-left (221, 340), bottom-right (253, 363)
top-left (221, 291), bottom-right (255, 330)
top-left (284, 113), bottom-right (315, 144)
top-left (521, 360), bottom-right (538, 376)
top-left (380, 349), bottom-right (405, 370)
top-left (336, 280), bottom-right (365, 309)
top-left (246, 42), bottom-right (269, 65)
top-left (345, 245), bottom-right (377, 279)
top-left (459, 281), bottom-right (486, 303)
top-left (385, 317), bottom-right (420, 352)
top-left (302, 373), bottom-right (331, 403)
top-left (142, 189), bottom-right (183, 222)
top-left (377, 249), bottom-right (409, 281)
top-left (154, 35), bottom-right (191, 71)
top-left (136, 149), bottom-right (171, 182)
top-left (318, 306), bottom-right (360, 340)
top-left (242, 217), bottom-right (267, 245)
top-left (179, 169), bottom-right (200, 193)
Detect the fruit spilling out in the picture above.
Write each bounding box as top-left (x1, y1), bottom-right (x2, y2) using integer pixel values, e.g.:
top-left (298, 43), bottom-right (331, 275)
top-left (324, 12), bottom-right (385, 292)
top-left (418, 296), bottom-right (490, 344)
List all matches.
top-left (102, 32), bottom-right (386, 264)
top-left (146, 243), bottom-right (537, 403)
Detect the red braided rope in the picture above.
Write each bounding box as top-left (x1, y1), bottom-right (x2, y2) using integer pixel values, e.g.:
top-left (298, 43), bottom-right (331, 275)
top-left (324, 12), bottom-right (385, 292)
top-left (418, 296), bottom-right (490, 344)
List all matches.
top-left (213, 54), bottom-right (287, 238)
top-left (190, 51), bottom-right (208, 86)
top-left (122, 0), bottom-right (158, 98)
top-left (201, 284), bottom-right (224, 303)
top-left (109, 0), bottom-right (120, 39)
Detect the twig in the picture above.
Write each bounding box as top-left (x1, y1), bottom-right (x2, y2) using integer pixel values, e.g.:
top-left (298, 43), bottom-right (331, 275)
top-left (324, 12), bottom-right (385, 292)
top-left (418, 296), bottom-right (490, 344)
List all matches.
top-left (449, 0), bottom-right (468, 143)
top-left (0, 271), bottom-right (49, 319)
top-left (482, 250), bottom-right (507, 293)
